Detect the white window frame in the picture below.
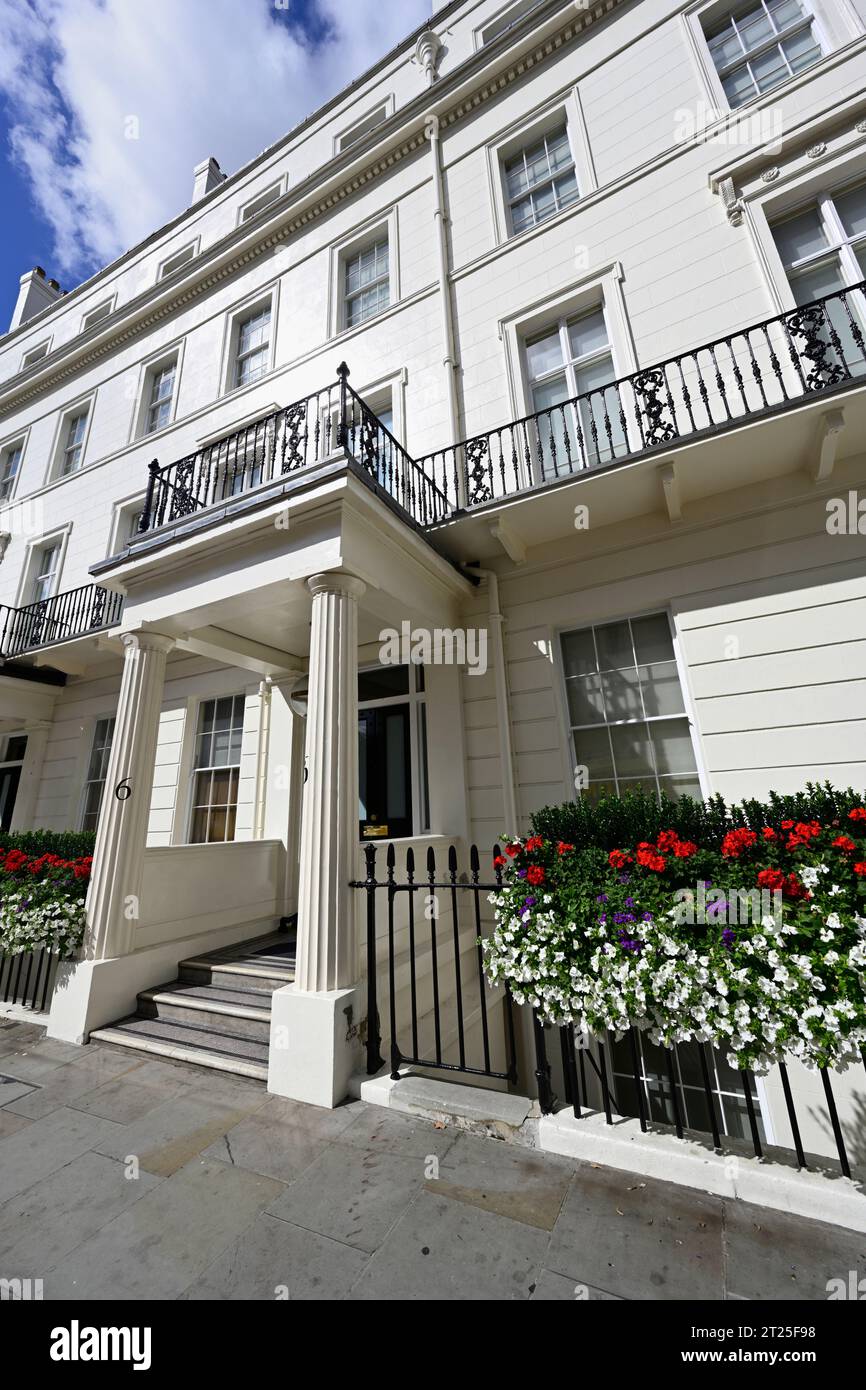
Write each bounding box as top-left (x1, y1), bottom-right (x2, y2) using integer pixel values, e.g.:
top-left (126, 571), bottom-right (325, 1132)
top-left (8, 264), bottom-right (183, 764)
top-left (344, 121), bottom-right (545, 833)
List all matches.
top-left (770, 179), bottom-right (866, 293)
top-left (334, 97), bottom-right (393, 155)
top-left (487, 94), bottom-right (596, 246)
top-left (78, 715), bottom-right (116, 832)
top-left (107, 490), bottom-right (148, 554)
top-left (186, 692), bottom-right (247, 844)
top-left (237, 177), bottom-right (287, 227)
top-left (47, 396), bottom-right (95, 484)
top-left (80, 296), bottom-right (116, 333)
top-left (329, 210), bottom-right (399, 338)
top-left (131, 340), bottom-right (185, 442)
top-left (19, 339), bottom-right (51, 371)
top-left (157, 238), bottom-right (200, 281)
top-left (684, 0), bottom-right (860, 116)
top-left (498, 264), bottom-right (637, 486)
top-left (15, 524), bottom-right (71, 611)
top-left (220, 285), bottom-right (279, 396)
top-left (554, 607), bottom-right (709, 807)
top-left (0, 432), bottom-right (27, 504)
top-left (474, 0), bottom-right (548, 49)
top-left (331, 367), bottom-right (407, 453)
top-left (358, 662), bottom-right (430, 837)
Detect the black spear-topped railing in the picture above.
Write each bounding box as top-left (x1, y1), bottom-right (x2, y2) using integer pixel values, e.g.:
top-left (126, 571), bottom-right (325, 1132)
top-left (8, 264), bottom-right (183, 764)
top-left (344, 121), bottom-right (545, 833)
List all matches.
top-left (0, 584), bottom-right (124, 660)
top-left (135, 281), bottom-right (866, 540)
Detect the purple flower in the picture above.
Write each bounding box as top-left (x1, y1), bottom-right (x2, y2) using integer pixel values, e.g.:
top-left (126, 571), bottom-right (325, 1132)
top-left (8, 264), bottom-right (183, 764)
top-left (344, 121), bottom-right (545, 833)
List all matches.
top-left (523, 896), bottom-right (537, 909)
top-left (517, 869), bottom-right (527, 880)
top-left (618, 874), bottom-right (631, 886)
top-left (598, 913), bottom-right (607, 924)
top-left (596, 893), bottom-right (608, 904)
top-left (618, 931), bottom-right (643, 954)
top-left (624, 897), bottom-right (635, 909)
top-left (722, 928), bottom-right (736, 950)
top-left (642, 911), bottom-right (653, 922)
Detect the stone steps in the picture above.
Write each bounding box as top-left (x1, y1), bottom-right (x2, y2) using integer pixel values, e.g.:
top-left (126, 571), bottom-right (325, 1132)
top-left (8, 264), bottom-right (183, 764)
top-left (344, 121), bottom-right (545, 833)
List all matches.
top-left (90, 932), bottom-right (295, 1080)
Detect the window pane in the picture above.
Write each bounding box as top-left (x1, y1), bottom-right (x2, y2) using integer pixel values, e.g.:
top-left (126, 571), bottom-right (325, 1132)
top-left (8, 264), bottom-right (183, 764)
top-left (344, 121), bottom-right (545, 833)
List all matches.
top-left (358, 666), bottom-right (410, 701)
top-left (737, 7), bottom-right (774, 54)
top-left (782, 27), bottom-right (821, 73)
top-left (610, 725), bottom-right (656, 780)
top-left (632, 613), bottom-right (675, 665)
top-left (573, 726), bottom-right (615, 783)
top-left (568, 309), bottom-right (609, 361)
top-left (836, 184), bottom-right (866, 240)
top-left (561, 628), bottom-right (597, 677)
top-left (649, 717), bottom-right (696, 775)
top-left (566, 673), bottom-right (606, 725)
top-left (526, 329), bottom-right (564, 379)
top-left (639, 661), bottom-right (686, 718)
top-left (772, 208), bottom-right (828, 267)
top-left (594, 621), bottom-right (633, 672)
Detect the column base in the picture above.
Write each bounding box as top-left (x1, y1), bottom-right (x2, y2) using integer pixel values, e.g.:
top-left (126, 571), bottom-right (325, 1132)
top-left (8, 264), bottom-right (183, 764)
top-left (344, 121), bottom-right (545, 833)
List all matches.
top-left (268, 983), bottom-right (360, 1109)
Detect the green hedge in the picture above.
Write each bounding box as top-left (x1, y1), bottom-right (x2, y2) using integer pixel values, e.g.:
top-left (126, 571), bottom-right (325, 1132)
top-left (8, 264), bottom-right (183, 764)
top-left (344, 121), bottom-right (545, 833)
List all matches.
top-left (528, 782), bottom-right (861, 853)
top-left (0, 829), bottom-right (96, 861)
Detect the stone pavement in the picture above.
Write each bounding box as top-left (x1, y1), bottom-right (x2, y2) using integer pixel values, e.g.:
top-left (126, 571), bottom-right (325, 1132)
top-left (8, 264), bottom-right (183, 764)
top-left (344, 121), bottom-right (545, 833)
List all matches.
top-left (1, 1018), bottom-right (864, 1301)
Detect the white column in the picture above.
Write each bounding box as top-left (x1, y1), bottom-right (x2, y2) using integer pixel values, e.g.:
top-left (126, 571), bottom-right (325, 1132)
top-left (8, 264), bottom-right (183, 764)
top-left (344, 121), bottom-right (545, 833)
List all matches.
top-left (269, 572), bottom-right (365, 1107)
top-left (84, 631), bottom-right (174, 962)
top-left (295, 572), bottom-right (365, 991)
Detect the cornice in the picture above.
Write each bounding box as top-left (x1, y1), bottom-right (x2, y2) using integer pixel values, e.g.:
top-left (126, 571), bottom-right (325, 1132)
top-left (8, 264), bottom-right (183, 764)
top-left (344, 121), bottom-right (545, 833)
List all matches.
top-left (0, 0), bottom-right (626, 419)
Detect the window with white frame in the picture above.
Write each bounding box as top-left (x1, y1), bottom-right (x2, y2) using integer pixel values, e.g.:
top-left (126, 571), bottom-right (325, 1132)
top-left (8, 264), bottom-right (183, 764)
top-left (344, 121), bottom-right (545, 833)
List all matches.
top-left (771, 182), bottom-right (866, 373)
top-left (343, 237), bottom-right (390, 328)
top-left (525, 307), bottom-right (625, 474)
top-left (189, 695), bottom-right (245, 843)
top-left (703, 1), bottom-right (823, 108)
top-left (561, 614), bottom-right (702, 804)
top-left (143, 358), bottom-right (178, 435)
top-left (337, 103), bottom-right (389, 153)
top-left (29, 541), bottom-right (61, 604)
top-left (608, 1034), bottom-right (766, 1144)
top-left (159, 243), bottom-right (197, 279)
top-left (0, 440), bottom-right (23, 502)
top-left (239, 182), bottom-right (282, 224)
top-left (479, 0), bottom-right (546, 46)
top-left (233, 304), bottom-right (272, 388)
top-left (21, 342), bottom-right (49, 369)
top-left (81, 300), bottom-right (113, 332)
top-left (504, 124), bottom-right (579, 235)
top-left (80, 718), bottom-right (115, 832)
top-left (58, 409), bottom-right (89, 477)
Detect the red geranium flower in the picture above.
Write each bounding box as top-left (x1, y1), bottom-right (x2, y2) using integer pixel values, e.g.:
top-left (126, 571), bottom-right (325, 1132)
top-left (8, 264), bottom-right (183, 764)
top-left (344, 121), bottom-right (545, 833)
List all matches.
top-left (656, 830), bottom-right (680, 852)
top-left (721, 828), bottom-right (758, 858)
top-left (673, 840), bottom-right (698, 858)
top-left (526, 864), bottom-right (545, 886)
top-left (608, 849), bottom-right (632, 869)
top-left (781, 820), bottom-right (794, 831)
top-left (505, 844), bottom-right (520, 858)
top-left (762, 827), bottom-right (778, 841)
top-left (757, 867), bottom-right (785, 892)
top-left (493, 855), bottom-right (507, 869)
top-left (556, 842), bottom-right (575, 856)
top-left (854, 862), bottom-right (866, 878)
top-left (636, 845), bottom-right (666, 873)
top-left (525, 836), bottom-right (544, 852)
top-left (848, 808), bottom-right (866, 822)
top-left (832, 835), bottom-right (857, 853)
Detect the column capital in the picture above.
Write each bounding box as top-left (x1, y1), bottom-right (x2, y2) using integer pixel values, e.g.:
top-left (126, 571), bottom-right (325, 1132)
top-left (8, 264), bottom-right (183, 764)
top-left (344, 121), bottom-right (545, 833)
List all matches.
top-left (306, 572), bottom-right (366, 602)
top-left (120, 630), bottom-right (175, 656)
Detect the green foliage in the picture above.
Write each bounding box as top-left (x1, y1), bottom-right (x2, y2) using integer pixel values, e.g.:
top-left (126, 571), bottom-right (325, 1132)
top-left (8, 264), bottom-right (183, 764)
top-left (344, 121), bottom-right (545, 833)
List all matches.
top-left (0, 829), bottom-right (96, 860)
top-left (529, 782), bottom-right (860, 854)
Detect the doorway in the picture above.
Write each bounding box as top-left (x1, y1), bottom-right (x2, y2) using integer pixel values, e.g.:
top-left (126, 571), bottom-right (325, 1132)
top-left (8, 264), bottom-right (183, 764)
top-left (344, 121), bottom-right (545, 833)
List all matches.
top-left (359, 704), bottom-right (412, 840)
top-left (0, 734), bottom-right (28, 832)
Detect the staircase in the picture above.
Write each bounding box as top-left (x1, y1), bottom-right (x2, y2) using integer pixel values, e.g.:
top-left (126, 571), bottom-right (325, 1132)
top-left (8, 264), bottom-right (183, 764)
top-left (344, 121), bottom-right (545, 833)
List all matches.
top-left (90, 933), bottom-right (295, 1080)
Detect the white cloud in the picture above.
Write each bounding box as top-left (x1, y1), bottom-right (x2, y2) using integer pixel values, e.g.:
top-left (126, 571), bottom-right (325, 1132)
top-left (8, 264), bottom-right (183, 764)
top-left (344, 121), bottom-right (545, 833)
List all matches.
top-left (0, 0), bottom-right (432, 280)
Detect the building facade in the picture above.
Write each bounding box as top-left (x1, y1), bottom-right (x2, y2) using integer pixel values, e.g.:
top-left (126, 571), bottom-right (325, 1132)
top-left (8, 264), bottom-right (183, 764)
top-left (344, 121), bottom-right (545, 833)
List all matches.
top-left (1, 0), bottom-right (866, 1158)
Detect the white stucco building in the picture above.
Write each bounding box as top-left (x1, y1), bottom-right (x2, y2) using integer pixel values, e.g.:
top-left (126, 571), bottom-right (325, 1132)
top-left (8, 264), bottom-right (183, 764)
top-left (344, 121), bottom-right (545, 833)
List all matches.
top-left (1, 0), bottom-right (866, 1169)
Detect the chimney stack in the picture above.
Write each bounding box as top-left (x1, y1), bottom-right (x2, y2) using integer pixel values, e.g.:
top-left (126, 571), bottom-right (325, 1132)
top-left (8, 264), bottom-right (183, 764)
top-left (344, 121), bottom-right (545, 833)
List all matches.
top-left (9, 267), bottom-right (63, 332)
top-left (192, 157), bottom-right (226, 203)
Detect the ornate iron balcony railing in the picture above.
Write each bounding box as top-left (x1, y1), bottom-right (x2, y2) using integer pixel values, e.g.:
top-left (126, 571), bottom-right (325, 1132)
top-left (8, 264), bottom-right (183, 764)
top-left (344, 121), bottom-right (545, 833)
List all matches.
top-left (138, 368), bottom-right (452, 534)
top-left (137, 280), bottom-right (866, 539)
top-left (0, 584), bottom-right (124, 660)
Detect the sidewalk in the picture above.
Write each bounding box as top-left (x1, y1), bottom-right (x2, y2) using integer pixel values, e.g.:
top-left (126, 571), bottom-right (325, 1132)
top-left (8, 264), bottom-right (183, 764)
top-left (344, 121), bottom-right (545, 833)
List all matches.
top-left (1, 1018), bottom-right (864, 1301)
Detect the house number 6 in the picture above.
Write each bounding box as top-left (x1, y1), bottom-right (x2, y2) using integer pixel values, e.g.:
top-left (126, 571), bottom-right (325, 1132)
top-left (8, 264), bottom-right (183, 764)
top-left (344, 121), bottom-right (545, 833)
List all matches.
top-left (115, 779), bottom-right (132, 802)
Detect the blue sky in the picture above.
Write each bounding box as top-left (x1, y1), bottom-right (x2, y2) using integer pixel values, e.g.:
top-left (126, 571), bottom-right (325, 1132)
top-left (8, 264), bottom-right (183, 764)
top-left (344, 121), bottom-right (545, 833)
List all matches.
top-left (0, 0), bottom-right (432, 328)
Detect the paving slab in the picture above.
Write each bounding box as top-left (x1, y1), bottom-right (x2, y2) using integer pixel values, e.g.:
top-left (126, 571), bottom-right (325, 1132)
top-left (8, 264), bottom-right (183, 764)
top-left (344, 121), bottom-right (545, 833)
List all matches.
top-left (430, 1131), bottom-right (573, 1230)
top-left (93, 1093), bottom-right (266, 1176)
top-left (3, 1049), bottom-right (143, 1119)
top-left (530, 1268), bottom-right (624, 1300)
top-left (0, 1107), bottom-right (122, 1205)
top-left (0, 1072), bottom-right (39, 1106)
top-left (182, 1212), bottom-right (370, 1300)
top-left (722, 1199), bottom-right (866, 1301)
top-left (545, 1164), bottom-right (725, 1301)
top-left (69, 1072), bottom-right (189, 1124)
top-left (349, 1189), bottom-right (550, 1300)
top-left (0, 1151), bottom-right (161, 1274)
top-left (0, 1109), bottom-right (33, 1139)
top-left (336, 1102), bottom-right (460, 1160)
top-left (43, 1156), bottom-right (284, 1300)
top-left (266, 1145), bottom-right (424, 1253)
top-left (201, 1109), bottom-right (333, 1186)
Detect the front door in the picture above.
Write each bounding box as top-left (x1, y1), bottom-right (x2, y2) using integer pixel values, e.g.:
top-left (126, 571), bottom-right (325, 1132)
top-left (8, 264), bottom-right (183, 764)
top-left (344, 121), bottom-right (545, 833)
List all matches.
top-left (358, 704), bottom-right (412, 840)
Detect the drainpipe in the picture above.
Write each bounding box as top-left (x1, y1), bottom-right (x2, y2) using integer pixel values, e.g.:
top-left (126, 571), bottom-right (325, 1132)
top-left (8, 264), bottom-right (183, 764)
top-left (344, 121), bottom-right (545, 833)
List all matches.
top-left (463, 564), bottom-right (518, 836)
top-left (254, 677), bottom-right (273, 841)
top-left (425, 112), bottom-right (466, 510)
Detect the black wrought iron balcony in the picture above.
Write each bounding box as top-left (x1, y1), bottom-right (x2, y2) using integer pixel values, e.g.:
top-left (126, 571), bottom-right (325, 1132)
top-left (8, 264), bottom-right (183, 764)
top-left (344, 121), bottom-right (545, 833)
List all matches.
top-left (0, 584), bottom-right (124, 660)
top-left (138, 369), bottom-right (452, 534)
top-left (136, 280), bottom-right (866, 538)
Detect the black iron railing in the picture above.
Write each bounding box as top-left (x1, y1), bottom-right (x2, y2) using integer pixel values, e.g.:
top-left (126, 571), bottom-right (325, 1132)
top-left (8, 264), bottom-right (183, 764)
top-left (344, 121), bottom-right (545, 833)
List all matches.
top-left (534, 1016), bottom-right (863, 1178)
top-left (139, 366), bottom-right (451, 534)
top-left (352, 843), bottom-right (518, 1085)
top-left (0, 584), bottom-right (124, 659)
top-left (136, 282), bottom-right (866, 540)
top-left (0, 945), bottom-right (58, 1012)
top-left (414, 278), bottom-right (866, 509)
